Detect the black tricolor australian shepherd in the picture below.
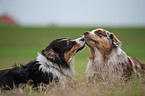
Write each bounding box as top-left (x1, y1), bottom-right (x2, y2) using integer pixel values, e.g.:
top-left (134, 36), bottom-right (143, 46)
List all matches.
top-left (0, 38), bottom-right (85, 89)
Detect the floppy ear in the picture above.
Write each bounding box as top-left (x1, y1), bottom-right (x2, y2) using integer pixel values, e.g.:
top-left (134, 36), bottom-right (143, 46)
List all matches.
top-left (42, 49), bottom-right (58, 60)
top-left (110, 33), bottom-right (121, 47)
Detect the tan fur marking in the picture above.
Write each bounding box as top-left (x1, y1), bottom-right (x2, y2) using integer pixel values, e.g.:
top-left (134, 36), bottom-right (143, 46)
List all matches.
top-left (64, 43), bottom-right (80, 66)
top-left (88, 45), bottom-right (95, 60)
top-left (95, 38), bottom-right (111, 61)
top-left (88, 32), bottom-right (111, 61)
top-left (66, 40), bottom-right (70, 45)
top-left (43, 49), bottom-right (58, 61)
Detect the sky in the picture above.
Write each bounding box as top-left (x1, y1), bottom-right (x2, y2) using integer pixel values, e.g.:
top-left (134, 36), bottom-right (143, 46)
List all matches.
top-left (0, 0), bottom-right (145, 27)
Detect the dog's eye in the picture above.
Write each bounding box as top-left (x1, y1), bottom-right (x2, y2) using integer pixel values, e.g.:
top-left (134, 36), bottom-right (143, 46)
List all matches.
top-left (98, 33), bottom-right (103, 36)
top-left (67, 41), bottom-right (75, 47)
top-left (95, 32), bottom-right (107, 38)
top-left (67, 42), bottom-right (73, 47)
top-left (95, 32), bottom-right (103, 37)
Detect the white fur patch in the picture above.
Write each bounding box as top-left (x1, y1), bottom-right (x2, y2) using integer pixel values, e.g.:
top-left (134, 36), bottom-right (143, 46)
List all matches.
top-left (86, 47), bottom-right (104, 80)
top-left (86, 47), bottom-right (129, 81)
top-left (73, 37), bottom-right (85, 47)
top-left (36, 53), bottom-right (74, 83)
top-left (36, 53), bottom-right (61, 77)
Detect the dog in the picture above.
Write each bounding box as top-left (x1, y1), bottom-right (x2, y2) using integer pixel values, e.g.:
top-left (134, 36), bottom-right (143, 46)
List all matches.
top-left (0, 37), bottom-right (85, 89)
top-left (84, 28), bottom-right (145, 82)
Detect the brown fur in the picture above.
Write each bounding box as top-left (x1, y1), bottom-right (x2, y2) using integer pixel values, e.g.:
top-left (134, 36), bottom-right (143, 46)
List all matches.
top-left (64, 43), bottom-right (81, 66)
top-left (43, 49), bottom-right (58, 61)
top-left (84, 28), bottom-right (145, 82)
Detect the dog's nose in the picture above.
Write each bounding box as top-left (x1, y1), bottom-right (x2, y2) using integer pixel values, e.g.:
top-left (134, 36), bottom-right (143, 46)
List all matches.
top-left (84, 31), bottom-right (89, 35)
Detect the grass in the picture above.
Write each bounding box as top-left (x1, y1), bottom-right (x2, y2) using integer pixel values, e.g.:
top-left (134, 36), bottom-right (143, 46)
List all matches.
top-left (0, 26), bottom-right (145, 95)
top-left (1, 77), bottom-right (145, 96)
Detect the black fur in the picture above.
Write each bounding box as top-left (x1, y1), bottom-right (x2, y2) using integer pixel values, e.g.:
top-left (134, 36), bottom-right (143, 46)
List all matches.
top-left (0, 38), bottom-right (85, 90)
top-left (0, 61), bottom-right (58, 89)
top-left (43, 38), bottom-right (79, 68)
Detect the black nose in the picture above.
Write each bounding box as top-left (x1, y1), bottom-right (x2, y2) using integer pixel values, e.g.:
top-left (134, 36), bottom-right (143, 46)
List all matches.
top-left (84, 31), bottom-right (89, 35)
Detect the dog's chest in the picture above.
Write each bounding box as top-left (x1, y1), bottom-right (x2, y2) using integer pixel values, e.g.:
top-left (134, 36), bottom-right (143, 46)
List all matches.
top-left (36, 53), bottom-right (74, 84)
top-left (87, 48), bottom-right (128, 80)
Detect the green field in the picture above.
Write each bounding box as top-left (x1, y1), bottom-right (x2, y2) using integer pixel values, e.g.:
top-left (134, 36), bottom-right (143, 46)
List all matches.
top-left (0, 27), bottom-right (145, 95)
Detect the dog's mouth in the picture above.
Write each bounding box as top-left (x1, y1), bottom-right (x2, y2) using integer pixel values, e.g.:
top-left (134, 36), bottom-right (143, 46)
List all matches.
top-left (76, 44), bottom-right (85, 53)
top-left (65, 37), bottom-right (86, 63)
top-left (74, 37), bottom-right (85, 53)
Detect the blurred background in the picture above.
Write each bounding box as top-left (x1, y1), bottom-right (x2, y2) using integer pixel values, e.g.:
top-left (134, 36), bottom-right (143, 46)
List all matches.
top-left (0, 0), bottom-right (145, 78)
top-left (0, 0), bottom-right (145, 27)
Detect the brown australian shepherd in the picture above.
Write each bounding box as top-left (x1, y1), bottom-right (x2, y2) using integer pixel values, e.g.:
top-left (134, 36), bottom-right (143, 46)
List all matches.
top-left (84, 28), bottom-right (145, 82)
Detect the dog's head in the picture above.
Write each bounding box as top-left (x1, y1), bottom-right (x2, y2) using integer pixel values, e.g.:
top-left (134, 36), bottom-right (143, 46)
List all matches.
top-left (84, 28), bottom-right (121, 58)
top-left (42, 38), bottom-right (85, 68)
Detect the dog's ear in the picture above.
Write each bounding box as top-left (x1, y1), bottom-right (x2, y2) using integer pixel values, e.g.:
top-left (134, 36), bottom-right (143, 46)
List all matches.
top-left (42, 49), bottom-right (58, 60)
top-left (110, 33), bottom-right (121, 47)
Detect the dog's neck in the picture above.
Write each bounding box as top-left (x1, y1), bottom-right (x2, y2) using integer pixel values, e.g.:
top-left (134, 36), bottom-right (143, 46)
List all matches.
top-left (89, 46), bottom-right (128, 63)
top-left (36, 53), bottom-right (74, 79)
top-left (106, 47), bottom-right (128, 65)
top-left (88, 47), bottom-right (128, 80)
top-left (89, 47), bottom-right (104, 65)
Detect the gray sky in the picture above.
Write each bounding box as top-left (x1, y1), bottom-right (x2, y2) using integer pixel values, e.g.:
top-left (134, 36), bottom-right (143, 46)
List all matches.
top-left (0, 0), bottom-right (145, 27)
